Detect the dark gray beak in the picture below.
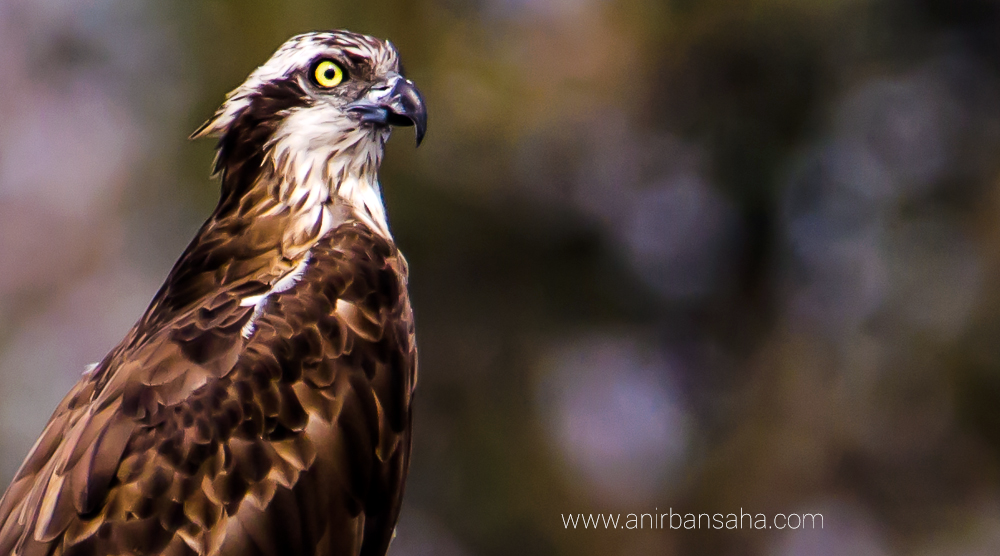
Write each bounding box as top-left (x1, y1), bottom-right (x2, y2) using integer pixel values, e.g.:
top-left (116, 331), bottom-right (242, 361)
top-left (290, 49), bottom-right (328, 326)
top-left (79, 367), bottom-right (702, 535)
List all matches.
top-left (348, 77), bottom-right (427, 146)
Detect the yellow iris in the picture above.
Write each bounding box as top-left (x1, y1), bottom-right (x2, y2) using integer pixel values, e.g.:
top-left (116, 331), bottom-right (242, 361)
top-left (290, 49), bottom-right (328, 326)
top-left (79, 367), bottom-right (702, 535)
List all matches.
top-left (314, 60), bottom-right (344, 88)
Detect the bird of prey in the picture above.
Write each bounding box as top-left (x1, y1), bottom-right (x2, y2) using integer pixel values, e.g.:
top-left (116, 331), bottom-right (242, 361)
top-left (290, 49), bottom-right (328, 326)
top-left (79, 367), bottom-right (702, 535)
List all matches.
top-left (0, 30), bottom-right (424, 556)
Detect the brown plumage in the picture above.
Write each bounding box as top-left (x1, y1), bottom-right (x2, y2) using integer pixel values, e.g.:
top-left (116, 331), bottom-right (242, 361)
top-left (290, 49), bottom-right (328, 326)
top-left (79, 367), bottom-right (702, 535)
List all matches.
top-left (0, 30), bottom-right (425, 556)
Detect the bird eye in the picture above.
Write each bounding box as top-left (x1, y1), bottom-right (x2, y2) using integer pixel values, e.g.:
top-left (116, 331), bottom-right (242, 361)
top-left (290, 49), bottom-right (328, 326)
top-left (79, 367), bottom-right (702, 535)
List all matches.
top-left (313, 59), bottom-right (345, 88)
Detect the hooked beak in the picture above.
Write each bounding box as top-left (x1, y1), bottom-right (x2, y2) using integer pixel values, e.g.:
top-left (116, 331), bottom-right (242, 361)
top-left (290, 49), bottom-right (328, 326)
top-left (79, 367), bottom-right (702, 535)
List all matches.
top-left (347, 76), bottom-right (427, 146)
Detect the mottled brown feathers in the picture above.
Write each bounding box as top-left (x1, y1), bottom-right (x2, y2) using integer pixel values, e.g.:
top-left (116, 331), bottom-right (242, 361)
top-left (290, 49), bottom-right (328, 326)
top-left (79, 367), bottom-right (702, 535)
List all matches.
top-left (0, 221), bottom-right (415, 556)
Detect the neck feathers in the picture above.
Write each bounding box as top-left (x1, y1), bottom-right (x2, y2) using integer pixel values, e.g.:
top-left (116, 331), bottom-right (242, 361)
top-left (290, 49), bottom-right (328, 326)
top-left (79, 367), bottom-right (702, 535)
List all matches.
top-left (268, 107), bottom-right (392, 240)
top-left (213, 104), bottom-right (393, 257)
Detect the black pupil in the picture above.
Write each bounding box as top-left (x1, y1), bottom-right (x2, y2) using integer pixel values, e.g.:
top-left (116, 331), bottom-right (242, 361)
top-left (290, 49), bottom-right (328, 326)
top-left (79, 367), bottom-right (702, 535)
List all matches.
top-left (324, 67), bottom-right (337, 81)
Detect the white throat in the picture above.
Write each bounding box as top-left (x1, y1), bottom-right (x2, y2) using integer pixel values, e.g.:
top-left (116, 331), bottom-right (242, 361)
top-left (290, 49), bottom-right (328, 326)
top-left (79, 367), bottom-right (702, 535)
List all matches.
top-left (265, 105), bottom-right (392, 247)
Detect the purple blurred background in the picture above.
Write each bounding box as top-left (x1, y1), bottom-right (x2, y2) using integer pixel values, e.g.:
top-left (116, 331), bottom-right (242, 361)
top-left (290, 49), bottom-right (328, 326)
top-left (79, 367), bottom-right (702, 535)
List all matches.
top-left (3, 0), bottom-right (1000, 554)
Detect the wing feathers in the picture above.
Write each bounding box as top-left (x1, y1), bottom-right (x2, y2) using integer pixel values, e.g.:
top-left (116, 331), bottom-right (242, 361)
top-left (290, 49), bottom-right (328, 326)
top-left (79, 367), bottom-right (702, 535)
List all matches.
top-left (33, 472), bottom-right (70, 542)
top-left (0, 221), bottom-right (416, 556)
top-left (73, 411), bottom-right (136, 515)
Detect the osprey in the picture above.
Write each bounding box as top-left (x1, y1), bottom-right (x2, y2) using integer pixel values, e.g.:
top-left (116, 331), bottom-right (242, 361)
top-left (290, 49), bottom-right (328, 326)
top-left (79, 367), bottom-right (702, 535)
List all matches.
top-left (0, 30), bottom-right (424, 556)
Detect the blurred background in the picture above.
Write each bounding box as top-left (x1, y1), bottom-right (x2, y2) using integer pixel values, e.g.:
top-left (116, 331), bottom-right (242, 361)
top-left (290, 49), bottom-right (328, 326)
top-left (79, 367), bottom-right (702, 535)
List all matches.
top-left (2, 0), bottom-right (1000, 554)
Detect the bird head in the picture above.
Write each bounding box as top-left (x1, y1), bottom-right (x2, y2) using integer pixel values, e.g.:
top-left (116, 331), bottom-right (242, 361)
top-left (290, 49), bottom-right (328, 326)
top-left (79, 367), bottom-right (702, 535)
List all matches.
top-left (192, 30), bottom-right (427, 148)
top-left (191, 31), bottom-right (426, 239)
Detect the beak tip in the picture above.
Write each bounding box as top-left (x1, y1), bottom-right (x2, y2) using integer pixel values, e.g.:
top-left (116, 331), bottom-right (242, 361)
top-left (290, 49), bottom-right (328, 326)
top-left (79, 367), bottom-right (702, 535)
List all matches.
top-left (394, 78), bottom-right (427, 148)
top-left (414, 118), bottom-right (427, 147)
